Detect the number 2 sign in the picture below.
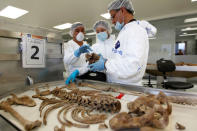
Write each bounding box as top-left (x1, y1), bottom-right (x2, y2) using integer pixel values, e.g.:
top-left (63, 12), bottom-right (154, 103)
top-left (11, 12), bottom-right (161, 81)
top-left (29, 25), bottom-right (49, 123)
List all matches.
top-left (22, 34), bottom-right (46, 68)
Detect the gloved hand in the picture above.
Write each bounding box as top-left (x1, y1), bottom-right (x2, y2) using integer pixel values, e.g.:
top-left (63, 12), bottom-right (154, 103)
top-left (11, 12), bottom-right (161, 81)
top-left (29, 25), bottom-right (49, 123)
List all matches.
top-left (65, 69), bottom-right (79, 85)
top-left (88, 54), bottom-right (107, 72)
top-left (74, 45), bottom-right (92, 57)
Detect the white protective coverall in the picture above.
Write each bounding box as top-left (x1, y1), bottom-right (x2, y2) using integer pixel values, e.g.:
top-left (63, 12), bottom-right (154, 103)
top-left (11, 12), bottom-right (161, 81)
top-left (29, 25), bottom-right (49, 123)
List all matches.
top-left (105, 21), bottom-right (149, 86)
top-left (63, 40), bottom-right (88, 77)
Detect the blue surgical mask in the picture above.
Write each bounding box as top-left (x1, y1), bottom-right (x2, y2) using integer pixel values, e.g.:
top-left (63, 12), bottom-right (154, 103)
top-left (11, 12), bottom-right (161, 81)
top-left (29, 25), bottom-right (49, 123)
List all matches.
top-left (115, 21), bottom-right (124, 31)
top-left (115, 10), bottom-right (124, 31)
top-left (97, 32), bottom-right (108, 41)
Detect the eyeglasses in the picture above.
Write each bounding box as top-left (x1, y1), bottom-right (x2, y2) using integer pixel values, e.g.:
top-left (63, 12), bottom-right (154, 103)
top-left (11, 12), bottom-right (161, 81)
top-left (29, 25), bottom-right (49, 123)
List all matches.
top-left (110, 9), bottom-right (120, 20)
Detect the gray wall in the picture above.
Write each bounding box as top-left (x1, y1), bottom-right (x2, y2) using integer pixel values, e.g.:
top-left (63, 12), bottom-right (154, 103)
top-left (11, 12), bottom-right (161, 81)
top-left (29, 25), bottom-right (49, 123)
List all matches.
top-left (0, 22), bottom-right (64, 97)
top-left (148, 19), bottom-right (176, 64)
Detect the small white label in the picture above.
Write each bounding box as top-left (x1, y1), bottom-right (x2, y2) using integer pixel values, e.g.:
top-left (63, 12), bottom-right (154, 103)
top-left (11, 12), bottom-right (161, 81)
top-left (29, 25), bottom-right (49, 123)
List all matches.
top-left (22, 34), bottom-right (46, 68)
top-left (89, 73), bottom-right (97, 77)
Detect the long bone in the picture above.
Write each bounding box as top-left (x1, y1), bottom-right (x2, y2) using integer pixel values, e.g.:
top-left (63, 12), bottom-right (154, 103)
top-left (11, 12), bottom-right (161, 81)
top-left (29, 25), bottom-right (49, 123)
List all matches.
top-left (0, 101), bottom-right (41, 131)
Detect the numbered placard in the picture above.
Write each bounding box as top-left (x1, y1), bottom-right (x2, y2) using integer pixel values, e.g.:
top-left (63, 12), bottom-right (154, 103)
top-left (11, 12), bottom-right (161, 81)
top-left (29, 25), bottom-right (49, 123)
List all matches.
top-left (22, 34), bottom-right (46, 68)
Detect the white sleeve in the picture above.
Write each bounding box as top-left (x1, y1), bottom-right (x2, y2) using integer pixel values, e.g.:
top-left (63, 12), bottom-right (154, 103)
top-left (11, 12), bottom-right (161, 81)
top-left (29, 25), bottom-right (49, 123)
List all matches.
top-left (63, 43), bottom-right (79, 65)
top-left (78, 65), bottom-right (89, 76)
top-left (105, 29), bottom-right (147, 79)
top-left (138, 20), bottom-right (157, 37)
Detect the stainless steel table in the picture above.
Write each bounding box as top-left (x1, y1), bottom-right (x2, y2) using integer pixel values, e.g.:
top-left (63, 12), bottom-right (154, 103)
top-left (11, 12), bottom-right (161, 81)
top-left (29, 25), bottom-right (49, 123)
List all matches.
top-left (1, 80), bottom-right (197, 131)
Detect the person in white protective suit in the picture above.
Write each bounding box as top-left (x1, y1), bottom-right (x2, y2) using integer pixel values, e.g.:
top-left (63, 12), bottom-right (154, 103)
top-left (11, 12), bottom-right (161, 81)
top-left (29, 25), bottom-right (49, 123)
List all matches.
top-left (63, 22), bottom-right (92, 85)
top-left (91, 20), bottom-right (116, 82)
top-left (92, 20), bottom-right (115, 59)
top-left (88, 0), bottom-right (151, 86)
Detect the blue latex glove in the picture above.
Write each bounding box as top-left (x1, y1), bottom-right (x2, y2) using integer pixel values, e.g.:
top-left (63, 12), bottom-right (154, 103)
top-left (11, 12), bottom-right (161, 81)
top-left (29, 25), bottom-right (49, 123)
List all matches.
top-left (74, 45), bottom-right (92, 57)
top-left (88, 54), bottom-right (107, 72)
top-left (65, 69), bottom-right (79, 85)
